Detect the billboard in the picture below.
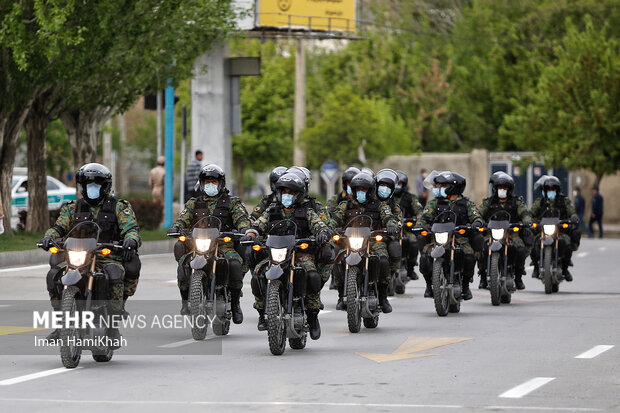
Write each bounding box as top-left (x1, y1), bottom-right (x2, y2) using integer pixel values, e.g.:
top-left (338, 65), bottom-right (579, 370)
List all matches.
top-left (257, 0), bottom-right (356, 33)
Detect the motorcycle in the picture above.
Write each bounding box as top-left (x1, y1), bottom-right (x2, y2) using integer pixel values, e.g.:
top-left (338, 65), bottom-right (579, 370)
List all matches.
top-left (482, 211), bottom-right (524, 306)
top-left (335, 215), bottom-right (386, 333)
top-left (534, 209), bottom-right (572, 294)
top-left (417, 211), bottom-right (472, 316)
top-left (245, 220), bottom-right (314, 356)
top-left (38, 221), bottom-right (123, 368)
top-left (167, 216), bottom-right (242, 339)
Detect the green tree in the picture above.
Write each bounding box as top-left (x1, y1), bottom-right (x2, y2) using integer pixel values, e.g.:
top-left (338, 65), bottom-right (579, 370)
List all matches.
top-left (501, 16), bottom-right (620, 186)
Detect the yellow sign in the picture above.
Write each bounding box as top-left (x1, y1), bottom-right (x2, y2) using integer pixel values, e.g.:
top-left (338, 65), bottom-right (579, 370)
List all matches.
top-left (258, 0), bottom-right (356, 33)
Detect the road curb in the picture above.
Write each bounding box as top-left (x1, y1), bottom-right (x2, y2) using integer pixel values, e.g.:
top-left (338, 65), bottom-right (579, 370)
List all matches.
top-left (0, 239), bottom-right (176, 268)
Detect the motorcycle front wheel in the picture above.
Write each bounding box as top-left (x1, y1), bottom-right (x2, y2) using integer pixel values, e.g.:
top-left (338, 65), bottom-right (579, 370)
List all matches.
top-left (432, 260), bottom-right (449, 316)
top-left (543, 246), bottom-right (553, 294)
top-left (266, 280), bottom-right (286, 355)
top-left (489, 252), bottom-right (501, 306)
top-left (189, 270), bottom-right (208, 340)
top-left (60, 286), bottom-right (83, 368)
top-left (346, 267), bottom-right (362, 333)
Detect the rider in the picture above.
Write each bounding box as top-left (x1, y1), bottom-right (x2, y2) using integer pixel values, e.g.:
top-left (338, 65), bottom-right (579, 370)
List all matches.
top-left (478, 172), bottom-right (532, 290)
top-left (530, 176), bottom-right (580, 281)
top-left (331, 171), bottom-right (400, 313)
top-left (327, 167), bottom-right (360, 214)
top-left (40, 163), bottom-right (141, 341)
top-left (167, 164), bottom-right (252, 323)
top-left (251, 166), bottom-right (288, 221)
top-left (417, 171), bottom-right (484, 300)
top-left (393, 170), bottom-right (424, 280)
top-left (246, 172), bottom-right (332, 339)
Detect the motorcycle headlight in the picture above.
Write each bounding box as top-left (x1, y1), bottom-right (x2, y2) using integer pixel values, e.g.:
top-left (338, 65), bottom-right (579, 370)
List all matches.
top-left (67, 250), bottom-right (87, 267)
top-left (434, 232), bottom-right (449, 245)
top-left (348, 237), bottom-right (364, 251)
top-left (491, 228), bottom-right (505, 241)
top-left (195, 238), bottom-right (212, 253)
top-left (270, 248), bottom-right (288, 263)
top-left (543, 225), bottom-right (556, 236)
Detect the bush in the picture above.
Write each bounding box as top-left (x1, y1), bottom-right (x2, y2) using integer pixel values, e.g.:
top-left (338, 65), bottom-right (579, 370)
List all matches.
top-left (128, 199), bottom-right (163, 230)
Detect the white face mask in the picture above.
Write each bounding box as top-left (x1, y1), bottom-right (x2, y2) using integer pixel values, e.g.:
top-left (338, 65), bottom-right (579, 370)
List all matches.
top-left (573, 191), bottom-right (577, 197)
top-left (497, 189), bottom-right (508, 199)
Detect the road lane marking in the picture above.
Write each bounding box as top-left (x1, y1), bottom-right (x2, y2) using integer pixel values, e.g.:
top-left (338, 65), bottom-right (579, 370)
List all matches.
top-left (499, 377), bottom-right (555, 398)
top-left (158, 337), bottom-right (216, 348)
top-left (486, 406), bottom-right (600, 411)
top-left (357, 336), bottom-right (472, 363)
top-left (0, 367), bottom-right (81, 386)
top-left (0, 264), bottom-right (48, 273)
top-left (575, 345), bottom-right (614, 359)
top-left (576, 252), bottom-right (588, 258)
top-left (0, 326), bottom-right (46, 336)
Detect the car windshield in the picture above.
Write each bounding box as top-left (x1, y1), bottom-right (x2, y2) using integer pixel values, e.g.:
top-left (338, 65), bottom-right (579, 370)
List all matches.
top-left (11, 178), bottom-right (19, 189)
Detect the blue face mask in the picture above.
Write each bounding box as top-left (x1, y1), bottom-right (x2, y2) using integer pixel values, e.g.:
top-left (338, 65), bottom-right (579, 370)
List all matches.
top-left (86, 183), bottom-right (101, 199)
top-left (395, 184), bottom-right (402, 191)
top-left (377, 185), bottom-right (391, 199)
top-left (432, 187), bottom-right (440, 198)
top-left (356, 190), bottom-right (367, 204)
top-left (440, 187), bottom-right (447, 198)
top-left (346, 185), bottom-right (353, 196)
top-left (546, 191), bottom-right (557, 200)
top-left (281, 193), bottom-right (294, 208)
top-left (204, 183), bottom-right (219, 197)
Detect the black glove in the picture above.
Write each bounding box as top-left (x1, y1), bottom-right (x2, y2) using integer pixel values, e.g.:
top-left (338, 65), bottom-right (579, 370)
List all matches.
top-left (571, 216), bottom-right (579, 224)
top-left (317, 230), bottom-right (330, 245)
top-left (386, 226), bottom-right (399, 237)
top-left (40, 236), bottom-right (54, 251)
top-left (240, 235), bottom-right (254, 243)
top-left (167, 225), bottom-right (180, 236)
top-left (472, 221), bottom-right (482, 231)
top-left (122, 238), bottom-right (138, 262)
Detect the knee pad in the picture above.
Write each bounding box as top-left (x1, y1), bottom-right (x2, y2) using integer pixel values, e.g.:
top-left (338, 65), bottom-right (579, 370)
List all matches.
top-left (46, 266), bottom-right (63, 293)
top-left (388, 240), bottom-right (402, 260)
top-left (306, 270), bottom-right (321, 294)
top-left (124, 254), bottom-right (141, 280)
top-left (104, 264), bottom-right (123, 284)
top-left (331, 262), bottom-right (344, 284)
top-left (463, 254), bottom-right (476, 275)
top-left (419, 254), bottom-right (432, 275)
top-left (177, 264), bottom-right (191, 283)
top-left (251, 274), bottom-right (266, 298)
top-left (228, 259), bottom-right (243, 284)
top-left (380, 256), bottom-right (390, 278)
top-left (174, 240), bottom-right (187, 261)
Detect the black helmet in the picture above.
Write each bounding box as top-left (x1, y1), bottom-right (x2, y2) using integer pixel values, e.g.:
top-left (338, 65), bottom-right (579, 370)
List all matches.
top-left (198, 164), bottom-right (226, 195)
top-left (542, 176), bottom-right (562, 193)
top-left (269, 166), bottom-right (288, 193)
top-left (350, 172), bottom-right (376, 203)
top-left (76, 163), bottom-right (112, 205)
top-left (275, 172), bottom-right (306, 207)
top-left (341, 167), bottom-right (360, 192)
top-left (360, 167), bottom-right (374, 177)
top-left (375, 169), bottom-right (398, 200)
top-left (435, 171), bottom-right (466, 196)
top-left (287, 166), bottom-right (311, 197)
top-left (423, 170), bottom-right (443, 190)
top-left (395, 170), bottom-right (408, 195)
top-left (534, 174), bottom-right (550, 192)
top-left (491, 172), bottom-right (515, 196)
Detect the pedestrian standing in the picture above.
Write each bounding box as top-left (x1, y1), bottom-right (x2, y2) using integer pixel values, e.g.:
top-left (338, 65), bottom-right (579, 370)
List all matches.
top-left (184, 150), bottom-right (203, 202)
top-left (589, 185), bottom-right (604, 238)
top-left (149, 156), bottom-right (165, 206)
top-left (415, 168), bottom-right (428, 207)
top-left (573, 187), bottom-right (591, 236)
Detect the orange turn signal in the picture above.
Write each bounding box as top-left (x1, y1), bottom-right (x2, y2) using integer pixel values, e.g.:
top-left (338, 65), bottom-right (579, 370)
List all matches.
top-left (421, 231), bottom-right (428, 237)
top-left (252, 245), bottom-right (261, 252)
top-left (458, 229), bottom-right (466, 235)
top-left (332, 234), bottom-right (341, 242)
top-left (562, 223), bottom-right (569, 229)
top-left (513, 227), bottom-right (520, 232)
top-left (49, 247), bottom-right (59, 254)
top-left (375, 235), bottom-right (383, 242)
top-left (478, 228), bottom-right (485, 232)
top-left (223, 236), bottom-right (232, 243)
top-left (101, 248), bottom-right (112, 256)
top-left (406, 221), bottom-right (414, 227)
top-left (179, 236), bottom-right (187, 242)
top-left (300, 243), bottom-right (309, 250)
top-left (532, 223), bottom-right (538, 229)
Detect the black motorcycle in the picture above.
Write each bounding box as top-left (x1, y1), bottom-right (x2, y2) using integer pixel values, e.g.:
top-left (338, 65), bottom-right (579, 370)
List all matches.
top-left (534, 209), bottom-right (572, 294)
top-left (247, 220), bottom-right (314, 356)
top-left (483, 211), bottom-right (524, 306)
top-left (168, 217), bottom-right (242, 339)
top-left (38, 221), bottom-right (123, 368)
top-left (335, 215), bottom-right (386, 333)
top-left (417, 211), bottom-right (471, 316)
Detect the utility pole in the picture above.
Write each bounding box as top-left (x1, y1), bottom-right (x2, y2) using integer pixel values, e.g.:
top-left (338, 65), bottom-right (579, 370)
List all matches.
top-left (156, 91), bottom-right (163, 158)
top-left (293, 38), bottom-right (306, 166)
top-left (180, 106), bottom-right (187, 205)
top-left (163, 83), bottom-right (175, 228)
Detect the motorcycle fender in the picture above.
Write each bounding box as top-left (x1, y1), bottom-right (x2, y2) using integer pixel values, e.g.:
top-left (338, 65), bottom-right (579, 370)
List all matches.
top-left (543, 238), bottom-right (555, 246)
top-left (61, 270), bottom-right (82, 286)
top-left (266, 265), bottom-right (284, 281)
top-left (346, 253), bottom-right (362, 266)
top-left (431, 246), bottom-right (445, 259)
top-left (190, 255), bottom-right (208, 270)
top-left (490, 241), bottom-right (503, 252)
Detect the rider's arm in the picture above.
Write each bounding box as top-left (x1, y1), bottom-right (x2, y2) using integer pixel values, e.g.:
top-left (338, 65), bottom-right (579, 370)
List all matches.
top-left (174, 198), bottom-right (196, 229)
top-left (330, 201), bottom-right (347, 229)
top-left (478, 198), bottom-right (489, 221)
top-left (417, 199), bottom-right (436, 228)
top-left (44, 201), bottom-right (75, 239)
top-left (116, 200), bottom-right (141, 246)
top-left (564, 198), bottom-right (579, 222)
top-left (251, 194), bottom-right (271, 220)
top-left (250, 209), bottom-right (270, 236)
top-left (379, 201), bottom-right (398, 230)
top-left (413, 198), bottom-right (424, 219)
top-left (231, 196), bottom-right (252, 232)
top-left (466, 200), bottom-right (484, 227)
top-left (516, 198), bottom-right (533, 226)
top-left (307, 209), bottom-right (329, 236)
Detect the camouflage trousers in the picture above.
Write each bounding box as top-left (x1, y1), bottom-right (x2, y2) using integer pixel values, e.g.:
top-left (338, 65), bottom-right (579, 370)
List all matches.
top-left (177, 244), bottom-right (246, 293)
top-left (253, 253), bottom-right (322, 311)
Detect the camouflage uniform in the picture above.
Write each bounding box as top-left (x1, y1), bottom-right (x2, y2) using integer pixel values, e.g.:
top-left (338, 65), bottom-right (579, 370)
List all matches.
top-left (387, 199), bottom-right (404, 274)
top-left (330, 199), bottom-right (399, 286)
top-left (326, 190), bottom-right (350, 215)
top-left (174, 193), bottom-right (251, 292)
top-left (394, 192), bottom-right (423, 274)
top-left (44, 198), bottom-right (141, 312)
top-left (251, 193), bottom-right (277, 221)
top-left (252, 204), bottom-right (329, 311)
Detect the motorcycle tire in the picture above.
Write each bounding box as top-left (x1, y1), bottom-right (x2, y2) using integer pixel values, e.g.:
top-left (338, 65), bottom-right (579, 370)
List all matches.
top-left (543, 246), bottom-right (553, 294)
top-left (189, 270), bottom-right (208, 340)
top-left (267, 280), bottom-right (286, 355)
top-left (432, 259), bottom-right (449, 316)
top-left (60, 286), bottom-right (82, 368)
top-left (92, 347), bottom-right (114, 363)
top-left (346, 267), bottom-right (362, 333)
top-left (489, 252), bottom-right (501, 306)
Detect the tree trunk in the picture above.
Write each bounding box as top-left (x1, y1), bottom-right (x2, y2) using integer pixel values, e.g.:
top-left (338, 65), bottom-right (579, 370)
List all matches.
top-left (234, 158), bottom-right (244, 199)
top-left (594, 173), bottom-right (603, 188)
top-left (24, 99), bottom-right (51, 233)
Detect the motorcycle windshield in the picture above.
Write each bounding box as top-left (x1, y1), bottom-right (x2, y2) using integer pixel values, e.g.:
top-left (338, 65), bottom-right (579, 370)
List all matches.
top-left (192, 227), bottom-right (220, 240)
top-left (344, 227), bottom-right (371, 238)
top-left (266, 235), bottom-right (296, 249)
top-left (487, 219), bottom-right (510, 230)
top-left (540, 217), bottom-right (560, 226)
top-left (431, 222), bottom-right (455, 233)
top-left (64, 237), bottom-right (98, 252)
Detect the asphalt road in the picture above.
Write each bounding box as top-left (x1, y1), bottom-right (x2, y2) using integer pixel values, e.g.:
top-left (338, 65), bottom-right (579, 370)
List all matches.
top-left (0, 238), bottom-right (618, 412)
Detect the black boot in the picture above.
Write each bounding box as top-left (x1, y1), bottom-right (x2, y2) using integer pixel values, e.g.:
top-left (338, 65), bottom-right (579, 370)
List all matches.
top-left (378, 284), bottom-right (393, 313)
top-left (121, 295), bottom-right (130, 319)
top-left (256, 308), bottom-right (267, 331)
top-left (479, 273), bottom-right (488, 290)
top-left (45, 328), bottom-right (60, 342)
top-left (532, 264), bottom-right (540, 279)
top-left (230, 288), bottom-right (243, 324)
top-left (407, 264), bottom-right (419, 280)
top-left (306, 309), bottom-right (321, 340)
top-left (461, 278), bottom-right (473, 301)
top-left (108, 327), bottom-right (122, 350)
top-left (515, 268), bottom-right (525, 290)
top-left (180, 289), bottom-right (190, 315)
top-left (423, 273), bottom-right (433, 298)
top-left (563, 267), bottom-right (573, 282)
top-left (336, 285), bottom-right (346, 311)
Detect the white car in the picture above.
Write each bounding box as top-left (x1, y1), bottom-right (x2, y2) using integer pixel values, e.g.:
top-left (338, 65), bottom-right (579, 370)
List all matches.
top-left (11, 175), bottom-right (77, 226)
